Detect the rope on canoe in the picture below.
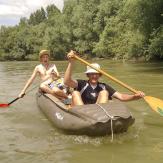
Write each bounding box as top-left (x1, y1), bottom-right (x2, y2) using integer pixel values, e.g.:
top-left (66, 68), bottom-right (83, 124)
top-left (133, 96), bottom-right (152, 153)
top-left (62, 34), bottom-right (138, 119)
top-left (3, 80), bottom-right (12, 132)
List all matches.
top-left (96, 103), bottom-right (114, 142)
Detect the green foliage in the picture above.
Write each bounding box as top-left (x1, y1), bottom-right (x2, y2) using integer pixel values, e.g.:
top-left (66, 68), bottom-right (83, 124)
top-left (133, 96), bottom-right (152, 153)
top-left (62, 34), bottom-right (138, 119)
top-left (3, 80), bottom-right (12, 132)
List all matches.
top-left (0, 0), bottom-right (163, 61)
top-left (46, 4), bottom-right (61, 18)
top-left (28, 7), bottom-right (46, 25)
top-left (148, 26), bottom-right (163, 59)
top-left (69, 0), bottom-right (100, 56)
top-left (123, 0), bottom-right (163, 36)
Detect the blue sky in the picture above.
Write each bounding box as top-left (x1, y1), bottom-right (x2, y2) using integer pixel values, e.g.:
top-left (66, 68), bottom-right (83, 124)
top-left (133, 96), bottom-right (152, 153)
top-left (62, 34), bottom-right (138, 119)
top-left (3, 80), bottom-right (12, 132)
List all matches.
top-left (0, 0), bottom-right (64, 26)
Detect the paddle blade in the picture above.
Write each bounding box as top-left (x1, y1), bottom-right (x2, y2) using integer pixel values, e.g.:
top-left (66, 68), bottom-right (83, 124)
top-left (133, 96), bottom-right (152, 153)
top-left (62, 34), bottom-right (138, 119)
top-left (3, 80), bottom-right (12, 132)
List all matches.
top-left (144, 96), bottom-right (163, 116)
top-left (0, 104), bottom-right (9, 108)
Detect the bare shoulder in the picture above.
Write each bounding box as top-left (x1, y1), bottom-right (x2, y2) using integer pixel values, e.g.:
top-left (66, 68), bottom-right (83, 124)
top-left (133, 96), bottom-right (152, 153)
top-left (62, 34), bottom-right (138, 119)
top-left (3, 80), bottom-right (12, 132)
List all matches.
top-left (35, 64), bottom-right (42, 72)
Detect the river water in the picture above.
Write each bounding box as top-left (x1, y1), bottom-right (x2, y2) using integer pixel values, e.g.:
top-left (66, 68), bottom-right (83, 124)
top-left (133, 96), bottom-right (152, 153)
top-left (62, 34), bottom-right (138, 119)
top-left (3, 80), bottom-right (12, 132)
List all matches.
top-left (0, 60), bottom-right (163, 163)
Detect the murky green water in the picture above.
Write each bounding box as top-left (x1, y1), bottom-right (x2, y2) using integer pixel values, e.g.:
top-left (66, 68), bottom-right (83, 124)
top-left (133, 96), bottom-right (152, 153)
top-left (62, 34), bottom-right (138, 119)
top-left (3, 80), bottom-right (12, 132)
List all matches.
top-left (0, 60), bottom-right (163, 163)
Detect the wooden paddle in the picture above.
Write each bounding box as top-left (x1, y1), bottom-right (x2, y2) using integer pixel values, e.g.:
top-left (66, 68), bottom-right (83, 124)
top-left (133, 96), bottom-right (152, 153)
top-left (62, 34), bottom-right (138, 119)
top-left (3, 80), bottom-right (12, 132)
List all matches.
top-left (0, 84), bottom-right (39, 108)
top-left (74, 54), bottom-right (163, 116)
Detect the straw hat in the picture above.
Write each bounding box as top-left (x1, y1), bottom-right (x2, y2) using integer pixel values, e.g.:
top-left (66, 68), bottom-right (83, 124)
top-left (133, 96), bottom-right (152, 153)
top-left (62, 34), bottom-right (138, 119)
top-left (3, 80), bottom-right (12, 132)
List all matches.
top-left (39, 50), bottom-right (50, 60)
top-left (85, 63), bottom-right (101, 74)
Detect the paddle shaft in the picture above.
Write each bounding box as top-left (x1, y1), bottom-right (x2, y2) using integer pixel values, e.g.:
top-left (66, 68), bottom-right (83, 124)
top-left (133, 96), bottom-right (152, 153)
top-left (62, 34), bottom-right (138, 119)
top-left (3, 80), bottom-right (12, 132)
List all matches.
top-left (5, 83), bottom-right (39, 106)
top-left (74, 55), bottom-right (138, 94)
top-left (8, 97), bottom-right (20, 105)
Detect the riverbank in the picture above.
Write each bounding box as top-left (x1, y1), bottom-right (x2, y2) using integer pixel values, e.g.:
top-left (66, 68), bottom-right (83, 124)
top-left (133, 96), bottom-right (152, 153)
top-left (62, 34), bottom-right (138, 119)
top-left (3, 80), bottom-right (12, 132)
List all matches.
top-left (0, 55), bottom-right (163, 62)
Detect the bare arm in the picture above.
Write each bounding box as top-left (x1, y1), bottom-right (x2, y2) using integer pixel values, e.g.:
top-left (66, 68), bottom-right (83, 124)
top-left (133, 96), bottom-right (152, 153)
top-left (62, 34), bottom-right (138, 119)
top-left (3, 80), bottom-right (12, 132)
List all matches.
top-left (64, 50), bottom-right (78, 88)
top-left (18, 66), bottom-right (38, 97)
top-left (113, 91), bottom-right (145, 101)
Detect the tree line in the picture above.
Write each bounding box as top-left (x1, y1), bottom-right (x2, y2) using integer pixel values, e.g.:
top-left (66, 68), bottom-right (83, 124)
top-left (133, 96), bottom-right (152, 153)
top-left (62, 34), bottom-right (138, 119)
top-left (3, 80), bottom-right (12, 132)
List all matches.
top-left (0, 0), bottom-right (162, 61)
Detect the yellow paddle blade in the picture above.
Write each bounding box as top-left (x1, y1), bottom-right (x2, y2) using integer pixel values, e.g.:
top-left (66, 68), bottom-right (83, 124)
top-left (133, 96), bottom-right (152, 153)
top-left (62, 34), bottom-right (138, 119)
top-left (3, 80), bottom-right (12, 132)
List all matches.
top-left (144, 96), bottom-right (163, 116)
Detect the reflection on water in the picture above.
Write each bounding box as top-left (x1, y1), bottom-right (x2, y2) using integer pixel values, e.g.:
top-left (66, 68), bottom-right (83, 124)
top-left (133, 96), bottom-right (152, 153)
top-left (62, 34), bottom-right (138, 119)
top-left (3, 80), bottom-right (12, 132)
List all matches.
top-left (0, 61), bottom-right (163, 163)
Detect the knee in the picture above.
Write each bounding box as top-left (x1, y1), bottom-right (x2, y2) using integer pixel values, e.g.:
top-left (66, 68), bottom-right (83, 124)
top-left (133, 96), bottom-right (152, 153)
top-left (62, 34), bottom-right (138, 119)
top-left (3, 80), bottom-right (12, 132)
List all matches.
top-left (72, 90), bottom-right (81, 97)
top-left (71, 90), bottom-right (83, 106)
top-left (40, 83), bottom-right (46, 90)
top-left (99, 90), bottom-right (109, 96)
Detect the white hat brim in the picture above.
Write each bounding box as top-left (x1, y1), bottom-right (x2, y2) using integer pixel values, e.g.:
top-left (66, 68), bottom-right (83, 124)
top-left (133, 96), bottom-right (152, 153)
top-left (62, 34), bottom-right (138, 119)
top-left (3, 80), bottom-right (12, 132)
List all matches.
top-left (85, 69), bottom-right (100, 74)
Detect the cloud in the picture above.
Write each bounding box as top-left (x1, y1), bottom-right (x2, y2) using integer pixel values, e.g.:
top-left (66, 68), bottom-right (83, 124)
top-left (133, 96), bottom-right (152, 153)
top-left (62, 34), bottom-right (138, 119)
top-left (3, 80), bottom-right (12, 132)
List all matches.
top-left (0, 0), bottom-right (64, 25)
top-left (0, 4), bottom-right (27, 17)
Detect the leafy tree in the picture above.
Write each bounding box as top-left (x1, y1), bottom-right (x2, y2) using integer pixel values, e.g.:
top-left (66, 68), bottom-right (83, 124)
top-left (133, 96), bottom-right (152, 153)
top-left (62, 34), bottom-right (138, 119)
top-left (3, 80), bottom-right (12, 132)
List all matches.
top-left (0, 1), bottom-right (163, 61)
top-left (69, 0), bottom-right (100, 56)
top-left (148, 25), bottom-right (163, 59)
top-left (28, 7), bottom-right (46, 25)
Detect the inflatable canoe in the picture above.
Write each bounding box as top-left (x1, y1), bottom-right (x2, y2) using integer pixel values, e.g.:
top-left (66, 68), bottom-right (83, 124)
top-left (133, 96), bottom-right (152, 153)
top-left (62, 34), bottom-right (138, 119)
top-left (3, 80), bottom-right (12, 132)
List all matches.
top-left (36, 92), bottom-right (135, 136)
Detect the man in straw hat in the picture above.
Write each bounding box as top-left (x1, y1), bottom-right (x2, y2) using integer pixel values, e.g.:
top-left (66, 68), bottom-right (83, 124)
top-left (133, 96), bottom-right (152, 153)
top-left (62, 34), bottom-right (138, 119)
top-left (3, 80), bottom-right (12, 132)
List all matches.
top-left (64, 50), bottom-right (144, 106)
top-left (19, 50), bottom-right (68, 100)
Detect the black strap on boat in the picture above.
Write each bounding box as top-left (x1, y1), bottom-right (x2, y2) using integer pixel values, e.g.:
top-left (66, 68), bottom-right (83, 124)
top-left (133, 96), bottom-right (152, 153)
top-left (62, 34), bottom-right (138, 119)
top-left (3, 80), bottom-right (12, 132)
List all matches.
top-left (96, 103), bottom-right (114, 142)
